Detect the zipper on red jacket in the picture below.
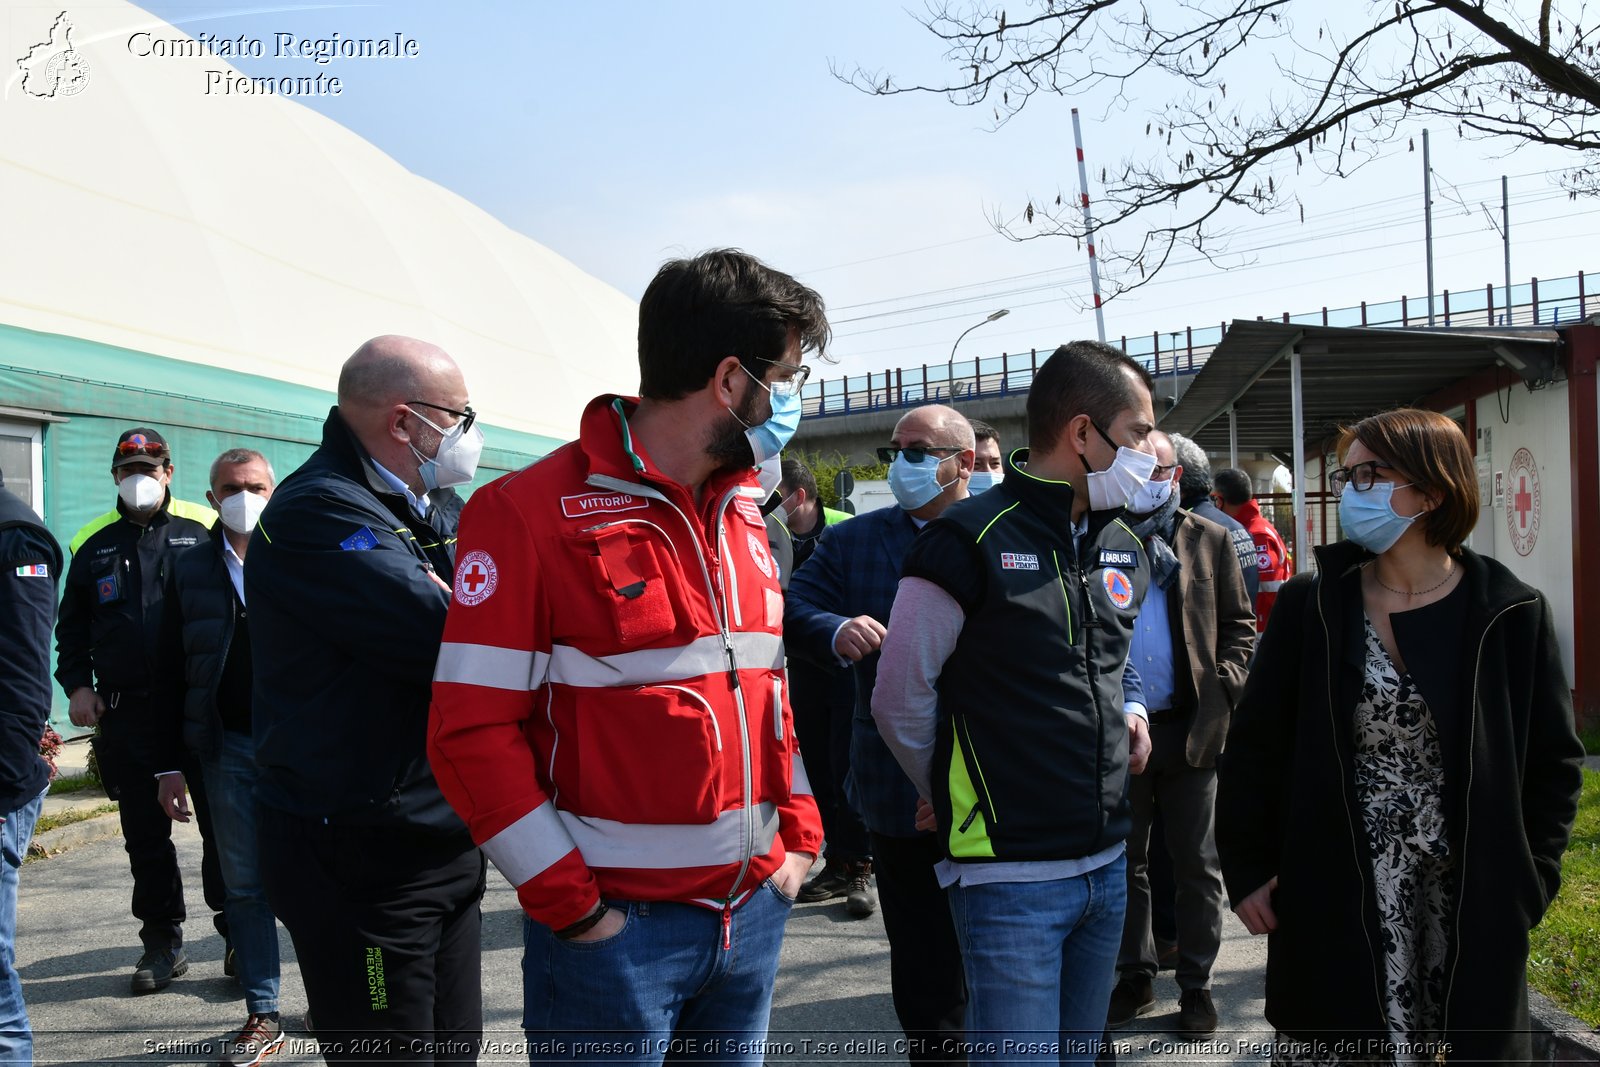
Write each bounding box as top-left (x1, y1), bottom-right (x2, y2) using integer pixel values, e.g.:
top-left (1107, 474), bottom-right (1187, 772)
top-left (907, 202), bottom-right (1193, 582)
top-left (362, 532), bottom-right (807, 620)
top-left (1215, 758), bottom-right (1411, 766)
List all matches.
top-left (585, 475), bottom-right (761, 947)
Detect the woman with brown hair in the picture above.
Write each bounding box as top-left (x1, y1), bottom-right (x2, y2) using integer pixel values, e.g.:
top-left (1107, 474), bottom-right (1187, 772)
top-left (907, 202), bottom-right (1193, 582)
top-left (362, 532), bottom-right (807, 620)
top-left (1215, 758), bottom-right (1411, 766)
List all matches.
top-left (1216, 407), bottom-right (1584, 1065)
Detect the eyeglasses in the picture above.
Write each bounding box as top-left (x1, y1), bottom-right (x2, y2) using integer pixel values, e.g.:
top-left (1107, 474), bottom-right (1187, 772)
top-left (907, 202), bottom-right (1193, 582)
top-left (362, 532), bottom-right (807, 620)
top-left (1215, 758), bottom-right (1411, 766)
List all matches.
top-left (747, 358), bottom-right (811, 399)
top-left (1328, 459), bottom-right (1388, 497)
top-left (116, 439), bottom-right (167, 458)
top-left (1151, 463), bottom-right (1178, 480)
top-left (877, 445), bottom-right (964, 464)
top-left (406, 400), bottom-right (476, 435)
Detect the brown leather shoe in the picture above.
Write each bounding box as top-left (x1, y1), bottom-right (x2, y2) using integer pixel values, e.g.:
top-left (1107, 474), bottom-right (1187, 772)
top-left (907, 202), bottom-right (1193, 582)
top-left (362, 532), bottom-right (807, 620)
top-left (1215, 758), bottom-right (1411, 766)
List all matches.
top-left (1106, 975), bottom-right (1155, 1028)
top-left (1179, 988), bottom-right (1218, 1033)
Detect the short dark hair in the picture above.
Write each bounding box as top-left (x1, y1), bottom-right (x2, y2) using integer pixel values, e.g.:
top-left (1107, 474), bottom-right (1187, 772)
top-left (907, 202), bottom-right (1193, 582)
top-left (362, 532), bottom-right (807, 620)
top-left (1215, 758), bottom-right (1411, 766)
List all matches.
top-left (969, 419), bottom-right (1000, 446)
top-left (1026, 341), bottom-right (1154, 452)
top-left (1337, 407), bottom-right (1479, 552)
top-left (636, 249), bottom-right (831, 400)
top-left (1213, 468), bottom-right (1254, 506)
top-left (1169, 432), bottom-right (1212, 504)
top-left (779, 457), bottom-right (817, 500)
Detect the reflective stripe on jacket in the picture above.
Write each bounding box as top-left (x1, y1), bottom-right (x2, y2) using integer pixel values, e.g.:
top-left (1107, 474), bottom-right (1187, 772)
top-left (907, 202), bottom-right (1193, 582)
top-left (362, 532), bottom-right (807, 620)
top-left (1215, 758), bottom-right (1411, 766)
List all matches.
top-left (428, 395), bottom-right (823, 931)
top-left (1235, 499), bottom-right (1290, 630)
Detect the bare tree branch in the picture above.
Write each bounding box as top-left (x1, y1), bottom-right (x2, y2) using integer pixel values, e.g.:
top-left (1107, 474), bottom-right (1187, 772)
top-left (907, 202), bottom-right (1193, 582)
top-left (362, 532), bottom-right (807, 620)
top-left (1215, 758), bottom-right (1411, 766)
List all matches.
top-left (838, 1), bottom-right (1600, 299)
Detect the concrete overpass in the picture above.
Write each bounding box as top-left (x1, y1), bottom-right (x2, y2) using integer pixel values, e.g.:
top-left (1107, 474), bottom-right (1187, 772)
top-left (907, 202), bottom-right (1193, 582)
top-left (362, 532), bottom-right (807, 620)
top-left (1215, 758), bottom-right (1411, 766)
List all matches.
top-left (791, 373), bottom-right (1195, 466)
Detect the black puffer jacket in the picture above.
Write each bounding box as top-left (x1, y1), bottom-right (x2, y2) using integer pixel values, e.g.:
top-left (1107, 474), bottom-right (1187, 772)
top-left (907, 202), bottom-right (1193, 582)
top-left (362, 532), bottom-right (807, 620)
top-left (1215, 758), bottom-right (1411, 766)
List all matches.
top-left (1217, 539), bottom-right (1584, 1064)
top-left (148, 522), bottom-right (246, 766)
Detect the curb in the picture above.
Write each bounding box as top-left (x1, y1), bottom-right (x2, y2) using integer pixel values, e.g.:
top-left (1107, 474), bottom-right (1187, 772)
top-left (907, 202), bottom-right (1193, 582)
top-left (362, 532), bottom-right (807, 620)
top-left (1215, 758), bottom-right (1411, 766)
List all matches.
top-left (1531, 988), bottom-right (1600, 1063)
top-left (26, 811), bottom-right (121, 860)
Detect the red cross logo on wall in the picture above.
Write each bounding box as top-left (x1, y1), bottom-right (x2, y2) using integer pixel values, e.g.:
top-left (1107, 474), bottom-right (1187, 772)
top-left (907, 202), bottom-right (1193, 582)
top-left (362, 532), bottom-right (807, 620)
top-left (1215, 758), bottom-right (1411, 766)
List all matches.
top-left (1513, 477), bottom-right (1533, 532)
top-left (453, 550), bottom-right (499, 605)
top-left (1504, 447), bottom-right (1541, 557)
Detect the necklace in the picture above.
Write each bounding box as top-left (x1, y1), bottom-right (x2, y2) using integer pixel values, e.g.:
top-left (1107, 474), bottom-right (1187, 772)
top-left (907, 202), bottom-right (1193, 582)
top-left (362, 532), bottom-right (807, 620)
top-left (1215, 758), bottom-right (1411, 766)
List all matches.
top-left (1365, 561), bottom-right (1456, 596)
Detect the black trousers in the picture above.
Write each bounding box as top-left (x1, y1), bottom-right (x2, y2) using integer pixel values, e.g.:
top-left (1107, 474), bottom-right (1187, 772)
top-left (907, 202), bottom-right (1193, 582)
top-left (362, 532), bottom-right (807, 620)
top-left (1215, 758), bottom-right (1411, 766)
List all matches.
top-left (260, 807), bottom-right (486, 1065)
top-left (95, 694), bottom-right (227, 953)
top-left (871, 832), bottom-right (967, 1066)
top-left (791, 663), bottom-right (871, 862)
top-left (1148, 804), bottom-right (1178, 945)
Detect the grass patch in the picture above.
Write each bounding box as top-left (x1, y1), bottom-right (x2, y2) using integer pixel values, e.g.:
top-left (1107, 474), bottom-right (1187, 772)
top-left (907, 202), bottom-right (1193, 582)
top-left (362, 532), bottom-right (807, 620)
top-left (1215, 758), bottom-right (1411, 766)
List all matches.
top-left (48, 772), bottom-right (99, 795)
top-left (1530, 769), bottom-right (1600, 1026)
top-left (33, 802), bottom-right (118, 836)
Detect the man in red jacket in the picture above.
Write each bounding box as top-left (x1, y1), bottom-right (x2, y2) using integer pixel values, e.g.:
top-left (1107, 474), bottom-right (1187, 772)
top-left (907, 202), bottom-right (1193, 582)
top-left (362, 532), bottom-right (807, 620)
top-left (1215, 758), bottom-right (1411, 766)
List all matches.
top-left (1213, 468), bottom-right (1290, 630)
top-left (429, 249), bottom-right (826, 1062)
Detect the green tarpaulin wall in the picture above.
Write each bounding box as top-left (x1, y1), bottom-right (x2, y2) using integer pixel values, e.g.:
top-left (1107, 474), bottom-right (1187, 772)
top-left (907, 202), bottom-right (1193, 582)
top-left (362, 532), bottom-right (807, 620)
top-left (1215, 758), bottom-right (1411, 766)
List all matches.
top-left (0, 321), bottom-right (567, 731)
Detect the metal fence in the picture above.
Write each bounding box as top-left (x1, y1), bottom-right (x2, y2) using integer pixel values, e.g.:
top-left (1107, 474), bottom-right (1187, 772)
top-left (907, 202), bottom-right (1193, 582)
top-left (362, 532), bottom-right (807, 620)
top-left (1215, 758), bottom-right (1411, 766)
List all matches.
top-left (806, 271), bottom-right (1592, 419)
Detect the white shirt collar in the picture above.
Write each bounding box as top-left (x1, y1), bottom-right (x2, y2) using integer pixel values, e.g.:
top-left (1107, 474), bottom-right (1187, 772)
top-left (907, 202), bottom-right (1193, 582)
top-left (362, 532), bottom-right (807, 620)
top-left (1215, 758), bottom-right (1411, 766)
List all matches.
top-left (219, 533), bottom-right (246, 605)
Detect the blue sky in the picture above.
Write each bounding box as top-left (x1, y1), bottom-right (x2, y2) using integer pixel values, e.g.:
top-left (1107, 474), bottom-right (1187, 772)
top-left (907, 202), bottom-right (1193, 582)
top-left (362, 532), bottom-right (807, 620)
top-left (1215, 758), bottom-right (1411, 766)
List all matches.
top-left (137, 1), bottom-right (1599, 382)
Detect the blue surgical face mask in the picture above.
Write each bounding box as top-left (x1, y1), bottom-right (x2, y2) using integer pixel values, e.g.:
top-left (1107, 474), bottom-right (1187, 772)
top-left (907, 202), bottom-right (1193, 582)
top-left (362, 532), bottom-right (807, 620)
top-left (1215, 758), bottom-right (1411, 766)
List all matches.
top-left (1338, 480), bottom-right (1417, 553)
top-left (729, 367), bottom-right (802, 465)
top-left (889, 452), bottom-right (956, 511)
top-left (968, 470), bottom-right (1002, 496)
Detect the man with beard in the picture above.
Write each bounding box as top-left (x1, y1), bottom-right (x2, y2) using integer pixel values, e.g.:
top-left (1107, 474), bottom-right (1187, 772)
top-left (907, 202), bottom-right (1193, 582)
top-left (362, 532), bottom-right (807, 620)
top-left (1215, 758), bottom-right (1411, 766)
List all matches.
top-left (428, 249), bottom-right (826, 1062)
top-left (1107, 431), bottom-right (1253, 1035)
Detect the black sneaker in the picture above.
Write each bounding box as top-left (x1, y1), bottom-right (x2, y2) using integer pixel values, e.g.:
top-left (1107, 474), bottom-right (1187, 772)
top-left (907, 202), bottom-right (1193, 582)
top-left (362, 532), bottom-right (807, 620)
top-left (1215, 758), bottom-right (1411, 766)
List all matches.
top-left (844, 861), bottom-right (877, 918)
top-left (1106, 974), bottom-right (1155, 1029)
top-left (796, 862), bottom-right (850, 903)
top-left (130, 948), bottom-right (188, 993)
top-left (218, 1012), bottom-right (284, 1067)
top-left (1179, 988), bottom-right (1218, 1033)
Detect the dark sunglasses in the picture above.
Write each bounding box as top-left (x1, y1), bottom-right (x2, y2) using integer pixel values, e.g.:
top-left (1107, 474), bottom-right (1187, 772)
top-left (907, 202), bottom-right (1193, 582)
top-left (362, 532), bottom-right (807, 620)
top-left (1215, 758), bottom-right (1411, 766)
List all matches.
top-left (877, 445), bottom-right (964, 464)
top-left (406, 400), bottom-right (476, 435)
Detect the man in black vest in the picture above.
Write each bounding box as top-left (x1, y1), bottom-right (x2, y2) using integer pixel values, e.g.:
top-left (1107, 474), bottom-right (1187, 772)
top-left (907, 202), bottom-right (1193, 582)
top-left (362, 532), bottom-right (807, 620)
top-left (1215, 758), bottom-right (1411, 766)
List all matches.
top-left (0, 468), bottom-right (62, 1062)
top-left (56, 427), bottom-right (226, 994)
top-left (247, 336), bottom-right (485, 1065)
top-left (873, 341), bottom-right (1159, 1063)
top-left (151, 448), bottom-right (284, 1067)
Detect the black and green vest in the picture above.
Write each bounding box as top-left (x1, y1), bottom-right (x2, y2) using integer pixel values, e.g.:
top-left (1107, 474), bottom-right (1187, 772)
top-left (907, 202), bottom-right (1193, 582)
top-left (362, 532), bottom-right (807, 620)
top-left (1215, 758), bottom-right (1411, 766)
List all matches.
top-left (905, 449), bottom-right (1149, 863)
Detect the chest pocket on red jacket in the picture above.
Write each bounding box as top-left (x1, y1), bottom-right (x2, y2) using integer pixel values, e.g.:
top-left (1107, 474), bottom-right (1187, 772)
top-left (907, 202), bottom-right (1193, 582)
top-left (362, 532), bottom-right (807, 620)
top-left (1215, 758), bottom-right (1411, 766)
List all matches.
top-left (574, 684), bottom-right (723, 824)
top-left (571, 526), bottom-right (677, 648)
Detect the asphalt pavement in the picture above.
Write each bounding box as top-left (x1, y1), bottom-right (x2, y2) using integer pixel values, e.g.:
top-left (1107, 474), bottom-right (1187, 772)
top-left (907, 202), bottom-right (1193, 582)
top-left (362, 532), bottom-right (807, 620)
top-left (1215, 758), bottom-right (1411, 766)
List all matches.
top-left (18, 802), bottom-right (1276, 1066)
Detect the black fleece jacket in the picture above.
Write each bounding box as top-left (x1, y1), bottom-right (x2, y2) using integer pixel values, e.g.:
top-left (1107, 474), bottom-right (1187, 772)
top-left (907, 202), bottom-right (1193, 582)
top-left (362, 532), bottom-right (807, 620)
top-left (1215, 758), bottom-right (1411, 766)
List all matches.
top-left (1216, 539), bottom-right (1583, 1064)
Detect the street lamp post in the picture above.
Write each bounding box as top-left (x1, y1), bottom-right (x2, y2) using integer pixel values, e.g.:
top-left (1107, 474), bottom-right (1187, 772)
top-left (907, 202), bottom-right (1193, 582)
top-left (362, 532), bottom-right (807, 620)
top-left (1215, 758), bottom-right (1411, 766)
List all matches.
top-left (951, 308), bottom-right (1010, 363)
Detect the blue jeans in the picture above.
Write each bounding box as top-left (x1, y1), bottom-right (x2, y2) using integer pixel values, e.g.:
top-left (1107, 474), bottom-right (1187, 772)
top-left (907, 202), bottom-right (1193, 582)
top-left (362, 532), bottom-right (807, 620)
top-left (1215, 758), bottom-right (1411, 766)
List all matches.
top-left (522, 879), bottom-right (795, 1064)
top-left (947, 855), bottom-right (1127, 1065)
top-left (0, 788), bottom-right (45, 1066)
top-left (202, 730), bottom-right (279, 1015)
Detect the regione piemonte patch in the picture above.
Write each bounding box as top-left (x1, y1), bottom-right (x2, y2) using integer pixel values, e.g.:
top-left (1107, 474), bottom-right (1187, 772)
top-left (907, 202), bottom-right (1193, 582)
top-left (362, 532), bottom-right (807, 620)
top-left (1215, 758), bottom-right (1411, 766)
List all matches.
top-left (454, 550), bottom-right (499, 606)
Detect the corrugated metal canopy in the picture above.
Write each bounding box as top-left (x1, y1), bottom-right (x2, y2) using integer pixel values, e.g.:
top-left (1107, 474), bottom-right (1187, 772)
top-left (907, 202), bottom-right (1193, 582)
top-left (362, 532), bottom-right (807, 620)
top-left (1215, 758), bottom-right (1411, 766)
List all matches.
top-left (1159, 320), bottom-right (1563, 457)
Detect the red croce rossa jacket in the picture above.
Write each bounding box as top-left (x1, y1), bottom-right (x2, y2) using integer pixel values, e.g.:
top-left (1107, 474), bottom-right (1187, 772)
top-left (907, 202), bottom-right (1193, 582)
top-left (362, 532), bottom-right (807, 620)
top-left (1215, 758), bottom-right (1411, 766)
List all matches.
top-left (1234, 498), bottom-right (1290, 630)
top-left (427, 395), bottom-right (822, 935)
